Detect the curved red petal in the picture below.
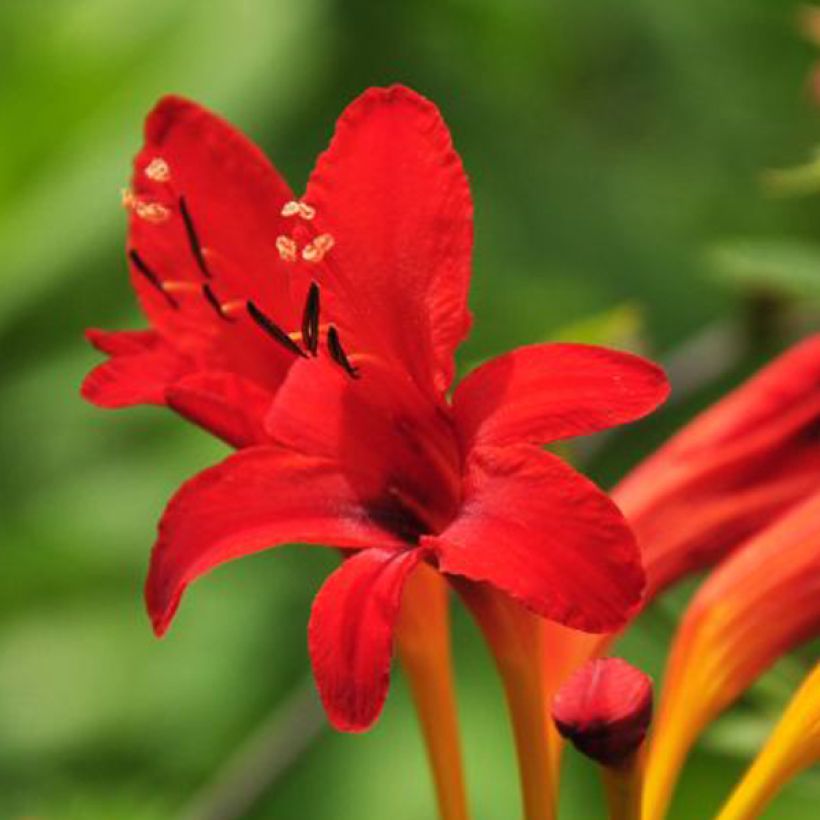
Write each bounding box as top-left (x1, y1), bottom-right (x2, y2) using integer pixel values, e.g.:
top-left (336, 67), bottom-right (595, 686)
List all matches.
top-left (166, 370), bottom-right (274, 447)
top-left (146, 447), bottom-right (409, 636)
top-left (305, 85), bottom-right (473, 395)
top-left (309, 547), bottom-right (423, 732)
top-left (452, 343), bottom-right (669, 451)
top-left (129, 96), bottom-right (304, 390)
top-left (82, 328), bottom-right (193, 407)
top-left (430, 446), bottom-right (644, 632)
top-left (265, 355), bottom-right (462, 536)
top-left (615, 334), bottom-right (820, 599)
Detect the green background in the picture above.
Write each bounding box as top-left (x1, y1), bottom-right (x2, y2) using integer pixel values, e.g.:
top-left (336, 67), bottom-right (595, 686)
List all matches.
top-left (2, 0), bottom-right (820, 817)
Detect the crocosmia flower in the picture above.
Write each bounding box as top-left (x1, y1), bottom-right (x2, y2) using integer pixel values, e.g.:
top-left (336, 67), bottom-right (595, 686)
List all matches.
top-left (83, 85), bottom-right (668, 732)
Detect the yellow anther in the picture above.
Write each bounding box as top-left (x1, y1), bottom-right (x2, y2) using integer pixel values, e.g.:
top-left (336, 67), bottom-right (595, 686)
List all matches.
top-left (145, 157), bottom-right (171, 182)
top-left (276, 235), bottom-right (298, 262)
top-left (302, 233), bottom-right (334, 263)
top-left (134, 201), bottom-right (171, 224)
top-left (161, 281), bottom-right (200, 294)
top-left (281, 200), bottom-right (316, 220)
top-left (123, 189), bottom-right (172, 224)
top-left (220, 299), bottom-right (245, 318)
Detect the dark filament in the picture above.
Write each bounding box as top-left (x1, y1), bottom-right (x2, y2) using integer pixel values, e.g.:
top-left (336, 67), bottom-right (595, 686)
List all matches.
top-left (178, 196), bottom-right (213, 279)
top-left (246, 300), bottom-right (308, 358)
top-left (202, 284), bottom-right (235, 322)
top-left (128, 249), bottom-right (178, 309)
top-left (301, 282), bottom-right (321, 356)
top-left (327, 325), bottom-right (359, 378)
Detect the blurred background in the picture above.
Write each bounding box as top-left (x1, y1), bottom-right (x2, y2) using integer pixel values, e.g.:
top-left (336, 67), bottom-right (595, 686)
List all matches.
top-left (2, 0), bottom-right (820, 817)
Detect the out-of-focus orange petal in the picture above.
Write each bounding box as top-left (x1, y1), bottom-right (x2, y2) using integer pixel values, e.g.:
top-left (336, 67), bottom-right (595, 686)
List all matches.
top-left (716, 663), bottom-right (820, 820)
top-left (615, 335), bottom-right (820, 600)
top-left (642, 491), bottom-right (820, 820)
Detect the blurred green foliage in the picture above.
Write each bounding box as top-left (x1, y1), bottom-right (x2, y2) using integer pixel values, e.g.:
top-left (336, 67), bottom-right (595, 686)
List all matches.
top-left (2, 0), bottom-right (820, 817)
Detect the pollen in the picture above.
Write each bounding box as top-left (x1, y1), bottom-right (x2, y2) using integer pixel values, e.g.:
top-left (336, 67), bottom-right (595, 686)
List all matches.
top-left (161, 280), bottom-right (200, 295)
top-left (135, 201), bottom-right (171, 224)
top-left (123, 190), bottom-right (171, 224)
top-left (145, 157), bottom-right (171, 182)
top-left (302, 233), bottom-right (334, 263)
top-left (281, 200), bottom-right (316, 220)
top-left (276, 235), bottom-right (298, 262)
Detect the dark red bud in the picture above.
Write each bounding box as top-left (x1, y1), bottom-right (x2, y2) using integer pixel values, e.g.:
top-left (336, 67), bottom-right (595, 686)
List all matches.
top-left (551, 657), bottom-right (653, 767)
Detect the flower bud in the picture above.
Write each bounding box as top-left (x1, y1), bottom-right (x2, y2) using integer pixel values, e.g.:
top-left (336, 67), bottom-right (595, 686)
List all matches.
top-left (551, 658), bottom-right (653, 767)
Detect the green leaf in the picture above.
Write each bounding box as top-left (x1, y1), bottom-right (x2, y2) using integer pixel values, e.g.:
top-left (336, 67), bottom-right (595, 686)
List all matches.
top-left (707, 237), bottom-right (820, 300)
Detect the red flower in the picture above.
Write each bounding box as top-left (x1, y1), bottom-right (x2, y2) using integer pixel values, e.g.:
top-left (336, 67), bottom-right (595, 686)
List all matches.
top-left (83, 86), bottom-right (668, 731)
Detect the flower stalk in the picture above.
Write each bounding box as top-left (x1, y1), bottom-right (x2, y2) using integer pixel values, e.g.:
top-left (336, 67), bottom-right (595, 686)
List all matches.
top-left (457, 582), bottom-right (557, 820)
top-left (599, 750), bottom-right (645, 820)
top-left (396, 566), bottom-right (471, 820)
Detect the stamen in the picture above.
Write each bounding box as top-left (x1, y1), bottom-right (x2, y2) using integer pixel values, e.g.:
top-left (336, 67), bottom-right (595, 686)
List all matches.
top-left (301, 282), bottom-right (321, 356)
top-left (246, 301), bottom-right (308, 358)
top-left (128, 249), bottom-right (178, 309)
top-left (276, 235), bottom-right (298, 263)
top-left (202, 284), bottom-right (236, 322)
top-left (327, 325), bottom-right (359, 378)
top-left (178, 196), bottom-right (213, 279)
top-left (281, 200), bottom-right (316, 220)
top-left (302, 233), bottom-right (334, 264)
top-left (161, 281), bottom-right (200, 294)
top-left (122, 190), bottom-right (171, 224)
top-left (220, 299), bottom-right (245, 319)
top-left (145, 157), bottom-right (171, 182)
top-left (135, 201), bottom-right (171, 223)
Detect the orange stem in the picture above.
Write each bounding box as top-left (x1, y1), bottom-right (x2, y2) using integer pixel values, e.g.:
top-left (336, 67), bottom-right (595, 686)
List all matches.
top-left (457, 582), bottom-right (557, 820)
top-left (396, 566), bottom-right (471, 820)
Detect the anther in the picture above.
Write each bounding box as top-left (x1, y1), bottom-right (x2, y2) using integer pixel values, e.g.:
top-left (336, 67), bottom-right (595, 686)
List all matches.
top-left (246, 301), bottom-right (308, 358)
top-left (327, 325), bottom-right (359, 378)
top-left (122, 190), bottom-right (171, 224)
top-left (128, 249), bottom-right (178, 309)
top-left (178, 196), bottom-right (213, 279)
top-left (161, 281), bottom-right (200, 295)
top-left (276, 235), bottom-right (298, 263)
top-left (281, 200), bottom-right (316, 220)
top-left (301, 282), bottom-right (321, 356)
top-left (145, 157), bottom-right (171, 182)
top-left (136, 201), bottom-right (171, 223)
top-left (202, 284), bottom-right (236, 322)
top-left (302, 233), bottom-right (334, 263)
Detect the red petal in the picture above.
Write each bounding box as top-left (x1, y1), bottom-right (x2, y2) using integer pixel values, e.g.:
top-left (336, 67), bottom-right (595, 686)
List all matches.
top-left (129, 96), bottom-right (304, 389)
top-left (430, 446), bottom-right (644, 632)
top-left (82, 328), bottom-right (193, 407)
top-left (265, 355), bottom-right (462, 536)
top-left (452, 343), bottom-right (669, 450)
top-left (166, 370), bottom-right (274, 447)
top-left (309, 547), bottom-right (423, 732)
top-left (615, 334), bottom-right (820, 600)
top-left (305, 85), bottom-right (473, 395)
top-left (146, 447), bottom-right (410, 636)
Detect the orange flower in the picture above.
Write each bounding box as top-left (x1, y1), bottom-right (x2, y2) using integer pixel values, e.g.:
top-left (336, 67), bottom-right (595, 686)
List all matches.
top-left (642, 490), bottom-right (820, 819)
top-left (540, 337), bottom-right (820, 780)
